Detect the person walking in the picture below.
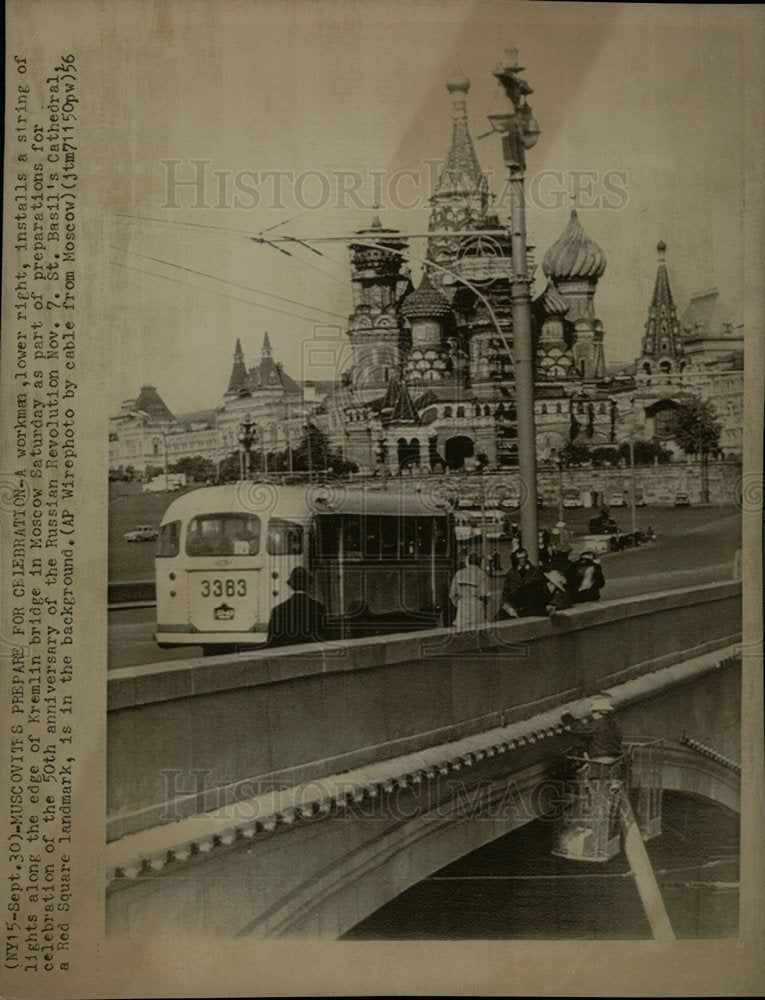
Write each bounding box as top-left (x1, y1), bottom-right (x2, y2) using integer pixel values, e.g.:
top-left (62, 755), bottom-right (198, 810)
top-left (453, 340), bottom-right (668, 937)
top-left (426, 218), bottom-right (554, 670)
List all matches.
top-left (449, 552), bottom-right (491, 630)
top-left (267, 566), bottom-right (327, 647)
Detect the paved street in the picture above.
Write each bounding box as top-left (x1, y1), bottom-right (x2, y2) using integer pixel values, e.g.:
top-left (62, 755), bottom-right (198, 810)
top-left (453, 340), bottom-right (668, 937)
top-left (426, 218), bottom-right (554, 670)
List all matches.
top-left (107, 504), bottom-right (740, 671)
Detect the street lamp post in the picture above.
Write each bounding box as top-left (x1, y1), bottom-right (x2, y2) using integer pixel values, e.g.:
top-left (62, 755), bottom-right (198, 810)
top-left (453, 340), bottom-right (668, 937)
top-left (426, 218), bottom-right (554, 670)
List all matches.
top-left (488, 47), bottom-right (541, 563)
top-left (237, 415), bottom-right (257, 481)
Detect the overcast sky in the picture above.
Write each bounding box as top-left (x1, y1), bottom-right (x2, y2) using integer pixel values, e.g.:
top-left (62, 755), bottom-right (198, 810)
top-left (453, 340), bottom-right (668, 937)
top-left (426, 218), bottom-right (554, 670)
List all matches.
top-left (104, 1), bottom-right (755, 415)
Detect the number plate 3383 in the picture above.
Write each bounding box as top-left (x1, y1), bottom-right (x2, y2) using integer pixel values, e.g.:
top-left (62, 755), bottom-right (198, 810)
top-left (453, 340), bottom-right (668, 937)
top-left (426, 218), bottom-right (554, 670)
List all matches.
top-left (200, 578), bottom-right (247, 598)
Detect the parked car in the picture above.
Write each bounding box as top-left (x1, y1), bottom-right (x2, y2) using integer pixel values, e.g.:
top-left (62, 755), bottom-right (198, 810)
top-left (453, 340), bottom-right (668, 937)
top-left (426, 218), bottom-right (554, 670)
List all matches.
top-left (124, 524), bottom-right (159, 543)
top-left (674, 492), bottom-right (690, 507)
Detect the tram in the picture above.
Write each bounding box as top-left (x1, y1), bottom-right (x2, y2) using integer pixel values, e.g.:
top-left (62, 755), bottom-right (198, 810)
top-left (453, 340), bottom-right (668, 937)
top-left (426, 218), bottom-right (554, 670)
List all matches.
top-left (154, 483), bottom-right (456, 651)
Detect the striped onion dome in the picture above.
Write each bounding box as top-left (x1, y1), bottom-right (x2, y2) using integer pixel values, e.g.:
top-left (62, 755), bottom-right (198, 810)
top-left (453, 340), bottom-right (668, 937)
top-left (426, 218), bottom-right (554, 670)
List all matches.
top-left (539, 280), bottom-right (570, 316)
top-left (542, 209), bottom-right (607, 281)
top-left (401, 272), bottom-right (453, 320)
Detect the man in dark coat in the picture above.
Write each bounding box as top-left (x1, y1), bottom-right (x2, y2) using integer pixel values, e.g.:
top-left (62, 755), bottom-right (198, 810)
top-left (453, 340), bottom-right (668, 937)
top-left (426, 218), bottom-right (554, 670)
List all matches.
top-left (498, 547), bottom-right (542, 617)
top-left (504, 568), bottom-right (572, 618)
top-left (571, 550), bottom-right (606, 603)
top-left (267, 566), bottom-right (327, 647)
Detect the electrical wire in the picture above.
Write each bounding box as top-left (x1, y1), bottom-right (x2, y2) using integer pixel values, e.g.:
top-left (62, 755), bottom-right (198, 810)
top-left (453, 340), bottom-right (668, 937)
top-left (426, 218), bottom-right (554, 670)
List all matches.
top-left (110, 245), bottom-right (348, 321)
top-left (110, 260), bottom-right (335, 327)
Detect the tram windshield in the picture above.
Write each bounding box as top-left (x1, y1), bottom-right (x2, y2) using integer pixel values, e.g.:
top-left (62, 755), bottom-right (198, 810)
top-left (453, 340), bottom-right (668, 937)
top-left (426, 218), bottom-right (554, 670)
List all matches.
top-left (185, 513), bottom-right (261, 556)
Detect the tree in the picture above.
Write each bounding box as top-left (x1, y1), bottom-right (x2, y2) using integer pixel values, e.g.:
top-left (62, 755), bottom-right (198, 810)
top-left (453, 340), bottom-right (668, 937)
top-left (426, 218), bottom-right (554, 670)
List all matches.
top-left (171, 455), bottom-right (216, 482)
top-left (673, 397), bottom-right (722, 503)
top-left (616, 440), bottom-right (672, 466)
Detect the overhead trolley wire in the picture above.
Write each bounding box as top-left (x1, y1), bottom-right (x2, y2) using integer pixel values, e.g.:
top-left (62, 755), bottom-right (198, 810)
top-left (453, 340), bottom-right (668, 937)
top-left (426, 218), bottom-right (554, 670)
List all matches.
top-left (110, 260), bottom-right (336, 327)
top-left (110, 245), bottom-right (348, 322)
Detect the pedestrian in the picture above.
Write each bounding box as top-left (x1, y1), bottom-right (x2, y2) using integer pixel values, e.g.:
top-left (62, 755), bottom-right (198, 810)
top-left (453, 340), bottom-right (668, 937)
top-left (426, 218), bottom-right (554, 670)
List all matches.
top-left (571, 549), bottom-right (606, 603)
top-left (449, 552), bottom-right (491, 630)
top-left (503, 567), bottom-right (571, 618)
top-left (266, 566), bottom-right (327, 647)
top-left (497, 547), bottom-right (542, 619)
top-left (489, 549), bottom-right (503, 575)
top-left (538, 531), bottom-right (555, 570)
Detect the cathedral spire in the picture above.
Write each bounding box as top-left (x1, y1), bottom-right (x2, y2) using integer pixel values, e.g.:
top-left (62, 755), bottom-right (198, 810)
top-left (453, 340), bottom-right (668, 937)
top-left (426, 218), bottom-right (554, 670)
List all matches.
top-left (262, 331), bottom-right (273, 358)
top-left (429, 73), bottom-right (489, 233)
top-left (225, 338), bottom-right (248, 396)
top-left (640, 241), bottom-right (684, 363)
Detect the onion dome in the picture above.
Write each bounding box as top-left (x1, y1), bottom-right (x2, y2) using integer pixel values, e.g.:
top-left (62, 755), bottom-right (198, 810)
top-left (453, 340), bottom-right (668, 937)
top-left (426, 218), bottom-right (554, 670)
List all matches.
top-left (446, 71), bottom-right (471, 95)
top-left (542, 209), bottom-right (607, 281)
top-left (401, 272), bottom-right (452, 321)
top-left (538, 280), bottom-right (570, 316)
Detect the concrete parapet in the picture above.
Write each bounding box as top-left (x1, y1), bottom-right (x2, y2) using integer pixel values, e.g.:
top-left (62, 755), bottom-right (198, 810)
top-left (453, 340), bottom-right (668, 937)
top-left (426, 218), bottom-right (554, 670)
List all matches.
top-left (107, 580), bottom-right (741, 842)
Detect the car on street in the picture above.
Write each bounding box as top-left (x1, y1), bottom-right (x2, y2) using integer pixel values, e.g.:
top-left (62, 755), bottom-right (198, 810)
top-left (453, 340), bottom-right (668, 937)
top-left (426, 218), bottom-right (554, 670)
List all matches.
top-left (674, 492), bottom-right (691, 507)
top-left (124, 524), bottom-right (159, 543)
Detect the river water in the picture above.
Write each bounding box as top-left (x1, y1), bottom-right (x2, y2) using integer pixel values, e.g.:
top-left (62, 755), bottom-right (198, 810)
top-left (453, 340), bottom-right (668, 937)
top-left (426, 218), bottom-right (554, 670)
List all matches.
top-left (344, 792), bottom-right (739, 940)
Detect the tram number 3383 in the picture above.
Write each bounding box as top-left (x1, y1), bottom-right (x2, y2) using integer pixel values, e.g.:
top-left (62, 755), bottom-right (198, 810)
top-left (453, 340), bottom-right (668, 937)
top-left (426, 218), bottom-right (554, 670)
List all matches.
top-left (200, 578), bottom-right (247, 598)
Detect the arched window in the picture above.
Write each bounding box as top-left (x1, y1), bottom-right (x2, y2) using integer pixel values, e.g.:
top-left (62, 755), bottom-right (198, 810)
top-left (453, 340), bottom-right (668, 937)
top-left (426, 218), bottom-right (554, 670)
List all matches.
top-left (484, 404), bottom-right (491, 417)
top-left (456, 406), bottom-right (465, 418)
top-left (443, 406), bottom-right (452, 418)
top-left (541, 403), bottom-right (547, 415)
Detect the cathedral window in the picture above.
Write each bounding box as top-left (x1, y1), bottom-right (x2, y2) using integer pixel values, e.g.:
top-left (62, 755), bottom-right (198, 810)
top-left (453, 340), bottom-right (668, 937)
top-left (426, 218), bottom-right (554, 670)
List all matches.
top-left (443, 406), bottom-right (452, 418)
top-left (456, 406), bottom-right (465, 418)
top-left (541, 404), bottom-right (547, 415)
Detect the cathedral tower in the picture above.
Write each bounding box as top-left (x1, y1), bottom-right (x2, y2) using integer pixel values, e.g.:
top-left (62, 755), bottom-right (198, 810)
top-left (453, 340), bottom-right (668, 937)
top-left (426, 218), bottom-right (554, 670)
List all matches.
top-left (638, 241), bottom-right (684, 375)
top-left (347, 215), bottom-right (412, 402)
top-left (542, 209), bottom-right (607, 379)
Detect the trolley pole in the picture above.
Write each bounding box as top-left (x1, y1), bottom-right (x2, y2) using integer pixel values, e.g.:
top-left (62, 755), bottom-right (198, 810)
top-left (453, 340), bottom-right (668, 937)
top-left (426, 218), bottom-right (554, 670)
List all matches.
top-left (488, 48), bottom-right (541, 563)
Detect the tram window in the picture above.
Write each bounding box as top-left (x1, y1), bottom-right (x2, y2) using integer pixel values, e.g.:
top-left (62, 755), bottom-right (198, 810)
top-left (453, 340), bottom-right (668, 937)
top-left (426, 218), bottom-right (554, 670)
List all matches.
top-left (314, 515), bottom-right (339, 556)
top-left (433, 517), bottom-right (449, 556)
top-left (401, 518), bottom-right (417, 558)
top-left (380, 517), bottom-right (398, 557)
top-left (364, 516), bottom-right (381, 558)
top-left (342, 515), bottom-right (362, 557)
top-left (157, 520), bottom-right (181, 557)
top-left (185, 513), bottom-right (261, 556)
top-left (415, 518), bottom-right (433, 556)
top-left (267, 518), bottom-right (304, 555)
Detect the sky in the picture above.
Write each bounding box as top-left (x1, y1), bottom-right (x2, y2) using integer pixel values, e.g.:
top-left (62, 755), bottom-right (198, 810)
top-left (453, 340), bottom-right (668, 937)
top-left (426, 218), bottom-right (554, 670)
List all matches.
top-left (103, 1), bottom-right (756, 415)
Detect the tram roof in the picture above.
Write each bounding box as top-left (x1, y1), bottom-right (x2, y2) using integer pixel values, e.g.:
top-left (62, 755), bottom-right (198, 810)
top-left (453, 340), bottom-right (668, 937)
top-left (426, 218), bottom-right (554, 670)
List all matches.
top-left (159, 482), bottom-right (452, 523)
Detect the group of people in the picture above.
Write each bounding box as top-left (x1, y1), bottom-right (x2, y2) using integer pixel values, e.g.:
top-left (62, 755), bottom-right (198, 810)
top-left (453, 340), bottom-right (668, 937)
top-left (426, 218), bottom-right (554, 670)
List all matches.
top-left (450, 544), bottom-right (606, 628)
top-left (266, 540), bottom-right (607, 645)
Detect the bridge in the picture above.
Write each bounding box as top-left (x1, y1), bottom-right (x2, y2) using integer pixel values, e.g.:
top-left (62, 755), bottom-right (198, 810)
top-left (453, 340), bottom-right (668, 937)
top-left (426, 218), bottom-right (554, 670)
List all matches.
top-left (105, 579), bottom-right (741, 939)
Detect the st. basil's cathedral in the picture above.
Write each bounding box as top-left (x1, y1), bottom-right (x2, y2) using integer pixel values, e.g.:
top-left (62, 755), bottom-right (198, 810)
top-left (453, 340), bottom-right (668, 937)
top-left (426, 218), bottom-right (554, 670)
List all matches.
top-left (110, 73), bottom-right (742, 479)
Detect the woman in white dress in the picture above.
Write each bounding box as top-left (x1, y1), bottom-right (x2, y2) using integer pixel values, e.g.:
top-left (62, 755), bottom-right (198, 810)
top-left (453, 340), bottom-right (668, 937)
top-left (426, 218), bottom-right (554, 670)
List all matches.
top-left (449, 552), bottom-right (491, 630)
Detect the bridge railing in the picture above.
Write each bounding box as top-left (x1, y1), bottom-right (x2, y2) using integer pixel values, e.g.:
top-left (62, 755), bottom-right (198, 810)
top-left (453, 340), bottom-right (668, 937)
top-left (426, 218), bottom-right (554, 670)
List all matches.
top-left (107, 580), bottom-right (741, 842)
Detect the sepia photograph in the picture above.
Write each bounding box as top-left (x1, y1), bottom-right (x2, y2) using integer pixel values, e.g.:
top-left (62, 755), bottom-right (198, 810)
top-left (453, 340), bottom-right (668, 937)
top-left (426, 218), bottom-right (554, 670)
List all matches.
top-left (2, 1), bottom-right (763, 996)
